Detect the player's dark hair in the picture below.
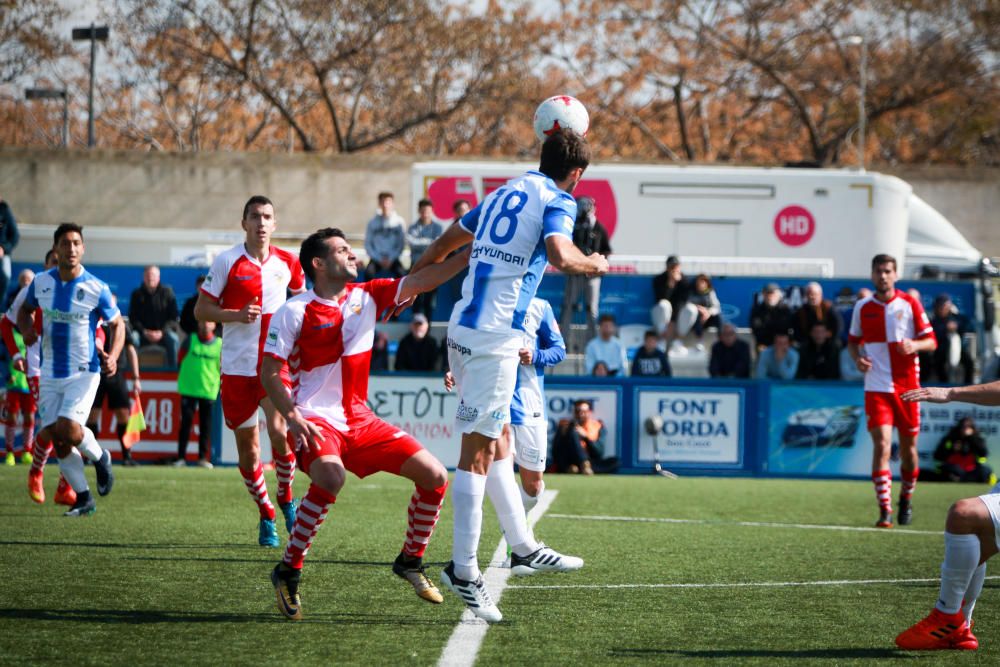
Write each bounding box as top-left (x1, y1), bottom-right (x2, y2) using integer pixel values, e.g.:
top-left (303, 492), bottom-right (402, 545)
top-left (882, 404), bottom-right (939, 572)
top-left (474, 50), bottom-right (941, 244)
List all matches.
top-left (452, 199), bottom-right (470, 213)
top-left (598, 313), bottom-right (616, 325)
top-left (418, 198), bottom-right (433, 209)
top-left (242, 195), bottom-right (273, 220)
top-left (573, 399), bottom-right (593, 410)
top-left (539, 129), bottom-right (591, 182)
top-left (644, 329), bottom-right (658, 339)
top-left (300, 227), bottom-right (347, 282)
top-left (53, 222), bottom-right (83, 245)
top-left (378, 191), bottom-right (394, 203)
top-left (871, 253), bottom-right (897, 272)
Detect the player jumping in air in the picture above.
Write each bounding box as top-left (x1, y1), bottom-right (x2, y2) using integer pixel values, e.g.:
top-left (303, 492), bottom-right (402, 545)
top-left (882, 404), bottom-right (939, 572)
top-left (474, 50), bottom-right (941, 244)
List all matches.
top-left (894, 380), bottom-right (1000, 651)
top-left (263, 227), bottom-right (468, 621)
top-left (194, 196), bottom-right (305, 547)
top-left (18, 224), bottom-right (123, 517)
top-left (409, 129), bottom-right (609, 622)
top-left (847, 254), bottom-right (936, 528)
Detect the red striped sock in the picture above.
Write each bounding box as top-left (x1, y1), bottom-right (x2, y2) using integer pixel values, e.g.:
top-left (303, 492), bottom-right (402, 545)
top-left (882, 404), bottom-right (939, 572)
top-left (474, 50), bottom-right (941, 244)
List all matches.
top-left (403, 483), bottom-right (447, 559)
top-left (273, 451), bottom-right (296, 506)
top-left (31, 435), bottom-right (52, 475)
top-left (5, 421), bottom-right (15, 454)
top-left (873, 469), bottom-right (892, 512)
top-left (240, 463), bottom-right (276, 520)
top-left (23, 418), bottom-right (35, 456)
top-left (283, 484), bottom-right (336, 569)
top-left (901, 468), bottom-right (919, 502)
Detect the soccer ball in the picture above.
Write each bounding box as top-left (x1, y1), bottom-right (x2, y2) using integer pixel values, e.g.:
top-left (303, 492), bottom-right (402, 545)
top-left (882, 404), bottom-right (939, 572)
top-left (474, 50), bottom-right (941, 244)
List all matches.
top-left (532, 95), bottom-right (589, 142)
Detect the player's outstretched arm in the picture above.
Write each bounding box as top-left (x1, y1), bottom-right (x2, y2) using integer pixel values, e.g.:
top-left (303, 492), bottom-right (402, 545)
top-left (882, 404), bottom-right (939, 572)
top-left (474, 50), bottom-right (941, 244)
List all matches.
top-left (408, 222), bottom-right (473, 275)
top-left (545, 235), bottom-right (609, 276)
top-left (901, 380), bottom-right (1000, 406)
top-left (397, 246), bottom-right (472, 305)
top-left (194, 291), bottom-right (261, 324)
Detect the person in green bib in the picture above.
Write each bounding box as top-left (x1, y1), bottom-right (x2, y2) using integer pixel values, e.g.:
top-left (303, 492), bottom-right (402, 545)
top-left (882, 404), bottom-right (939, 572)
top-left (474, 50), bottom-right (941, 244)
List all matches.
top-left (176, 319), bottom-right (221, 468)
top-left (3, 326), bottom-right (35, 466)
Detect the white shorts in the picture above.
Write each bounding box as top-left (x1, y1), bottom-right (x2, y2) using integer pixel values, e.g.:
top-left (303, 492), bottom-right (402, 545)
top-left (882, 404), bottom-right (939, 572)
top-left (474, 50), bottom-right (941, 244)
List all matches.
top-left (38, 372), bottom-right (101, 429)
top-left (447, 325), bottom-right (525, 439)
top-left (510, 423), bottom-right (547, 472)
top-left (979, 492), bottom-right (1000, 551)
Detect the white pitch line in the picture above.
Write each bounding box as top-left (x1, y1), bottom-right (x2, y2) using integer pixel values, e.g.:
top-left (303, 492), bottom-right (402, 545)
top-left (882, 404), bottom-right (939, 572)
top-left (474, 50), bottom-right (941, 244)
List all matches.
top-left (436, 489), bottom-right (559, 667)
top-left (546, 513), bottom-right (942, 536)
top-left (510, 575), bottom-right (1000, 591)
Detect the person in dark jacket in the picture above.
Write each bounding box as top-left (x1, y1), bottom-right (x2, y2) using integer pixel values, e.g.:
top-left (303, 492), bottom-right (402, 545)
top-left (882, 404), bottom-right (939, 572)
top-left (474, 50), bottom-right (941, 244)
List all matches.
top-left (559, 196), bottom-right (612, 348)
top-left (129, 265), bottom-right (180, 368)
top-left (933, 417), bottom-right (991, 483)
top-left (179, 275), bottom-right (206, 336)
top-left (796, 322), bottom-right (841, 380)
top-left (631, 329), bottom-right (672, 377)
top-left (0, 198), bottom-right (21, 305)
top-left (650, 255), bottom-right (690, 339)
top-left (394, 313), bottom-right (439, 371)
top-left (795, 282), bottom-right (840, 344)
top-left (750, 282), bottom-right (794, 351)
top-left (709, 323), bottom-right (751, 378)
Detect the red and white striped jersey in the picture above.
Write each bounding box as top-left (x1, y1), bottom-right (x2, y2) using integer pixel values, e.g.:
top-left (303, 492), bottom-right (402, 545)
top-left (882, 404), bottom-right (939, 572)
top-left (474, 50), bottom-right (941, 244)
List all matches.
top-left (201, 243), bottom-right (305, 376)
top-left (263, 279), bottom-right (403, 431)
top-left (848, 290), bottom-right (935, 393)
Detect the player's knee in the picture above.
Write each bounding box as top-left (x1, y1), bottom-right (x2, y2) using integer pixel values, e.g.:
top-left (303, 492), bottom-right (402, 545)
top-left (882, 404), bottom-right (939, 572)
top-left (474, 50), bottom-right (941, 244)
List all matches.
top-left (426, 463), bottom-right (448, 490)
top-left (945, 498), bottom-right (987, 534)
top-left (522, 478), bottom-right (543, 497)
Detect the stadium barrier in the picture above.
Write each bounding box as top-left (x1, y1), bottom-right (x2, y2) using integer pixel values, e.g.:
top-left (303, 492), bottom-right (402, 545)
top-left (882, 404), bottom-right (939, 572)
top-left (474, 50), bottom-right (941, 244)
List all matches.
top-left (111, 374), bottom-right (990, 480)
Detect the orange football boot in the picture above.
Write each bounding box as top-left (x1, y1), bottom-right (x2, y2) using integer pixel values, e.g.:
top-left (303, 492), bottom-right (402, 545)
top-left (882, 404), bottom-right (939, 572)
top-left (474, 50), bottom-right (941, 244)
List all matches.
top-left (895, 608), bottom-right (976, 650)
top-left (54, 475), bottom-right (77, 506)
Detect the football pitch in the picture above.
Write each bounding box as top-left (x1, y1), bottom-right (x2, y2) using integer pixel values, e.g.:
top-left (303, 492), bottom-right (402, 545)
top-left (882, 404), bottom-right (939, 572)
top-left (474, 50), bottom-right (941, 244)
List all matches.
top-left (1, 465), bottom-right (995, 665)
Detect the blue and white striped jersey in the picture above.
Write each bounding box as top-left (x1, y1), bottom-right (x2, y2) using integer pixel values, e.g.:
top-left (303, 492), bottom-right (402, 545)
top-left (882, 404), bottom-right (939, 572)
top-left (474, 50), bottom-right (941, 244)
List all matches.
top-left (451, 171), bottom-right (576, 335)
top-left (510, 298), bottom-right (566, 426)
top-left (24, 267), bottom-right (120, 379)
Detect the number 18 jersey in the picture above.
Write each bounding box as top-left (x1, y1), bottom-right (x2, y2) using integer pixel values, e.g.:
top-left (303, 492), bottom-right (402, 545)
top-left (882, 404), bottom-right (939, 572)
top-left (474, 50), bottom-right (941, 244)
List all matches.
top-left (451, 170), bottom-right (576, 336)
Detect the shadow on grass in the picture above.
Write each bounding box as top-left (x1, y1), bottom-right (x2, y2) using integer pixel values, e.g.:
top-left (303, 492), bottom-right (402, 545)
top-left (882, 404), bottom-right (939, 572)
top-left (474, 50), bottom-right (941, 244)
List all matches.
top-left (609, 648), bottom-right (914, 660)
top-left (0, 540), bottom-right (261, 550)
top-left (0, 608), bottom-right (455, 627)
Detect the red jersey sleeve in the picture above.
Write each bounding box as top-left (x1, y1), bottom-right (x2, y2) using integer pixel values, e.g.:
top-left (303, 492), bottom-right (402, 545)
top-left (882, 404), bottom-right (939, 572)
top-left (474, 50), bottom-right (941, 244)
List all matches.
top-left (910, 297), bottom-right (935, 341)
top-left (288, 257), bottom-right (305, 293)
top-left (362, 278), bottom-right (404, 314)
top-left (0, 317), bottom-right (17, 357)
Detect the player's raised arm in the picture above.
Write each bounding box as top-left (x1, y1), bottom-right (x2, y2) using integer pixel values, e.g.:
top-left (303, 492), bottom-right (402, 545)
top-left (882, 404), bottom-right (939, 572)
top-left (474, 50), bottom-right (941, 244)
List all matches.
top-left (397, 246), bottom-right (472, 305)
top-left (408, 219), bottom-right (474, 275)
top-left (901, 381), bottom-right (1000, 406)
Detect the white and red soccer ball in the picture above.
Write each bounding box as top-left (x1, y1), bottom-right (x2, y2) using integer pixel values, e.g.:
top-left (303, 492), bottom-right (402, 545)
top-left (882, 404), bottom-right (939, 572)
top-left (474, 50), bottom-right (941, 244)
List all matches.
top-left (532, 95), bottom-right (589, 142)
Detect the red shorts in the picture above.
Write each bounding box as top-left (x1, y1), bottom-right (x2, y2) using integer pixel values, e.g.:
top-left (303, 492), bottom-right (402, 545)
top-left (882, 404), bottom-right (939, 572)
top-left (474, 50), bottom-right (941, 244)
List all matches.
top-left (865, 391), bottom-right (920, 435)
top-left (293, 417), bottom-right (423, 479)
top-left (3, 389), bottom-right (36, 422)
top-left (220, 367), bottom-right (291, 430)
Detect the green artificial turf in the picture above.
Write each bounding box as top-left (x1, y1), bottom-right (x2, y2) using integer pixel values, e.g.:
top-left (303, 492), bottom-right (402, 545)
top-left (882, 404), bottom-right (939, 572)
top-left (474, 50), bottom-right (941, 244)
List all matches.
top-left (1, 465), bottom-right (995, 665)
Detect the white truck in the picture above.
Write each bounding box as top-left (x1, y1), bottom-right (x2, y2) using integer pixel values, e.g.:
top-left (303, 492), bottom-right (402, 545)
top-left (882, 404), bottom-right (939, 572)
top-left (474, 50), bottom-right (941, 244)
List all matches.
top-left (410, 161), bottom-right (985, 279)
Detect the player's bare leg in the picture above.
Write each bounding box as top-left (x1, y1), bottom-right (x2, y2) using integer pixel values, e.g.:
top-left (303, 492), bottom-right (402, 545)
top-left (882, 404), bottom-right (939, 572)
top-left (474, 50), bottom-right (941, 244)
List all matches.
top-left (393, 449), bottom-right (448, 603)
top-left (272, 455), bottom-right (344, 621)
top-left (263, 398), bottom-right (297, 533)
top-left (870, 425), bottom-right (894, 527)
top-left (896, 498), bottom-right (997, 650)
top-left (235, 422), bottom-right (279, 546)
top-left (896, 432), bottom-right (920, 525)
top-left (48, 417), bottom-right (111, 516)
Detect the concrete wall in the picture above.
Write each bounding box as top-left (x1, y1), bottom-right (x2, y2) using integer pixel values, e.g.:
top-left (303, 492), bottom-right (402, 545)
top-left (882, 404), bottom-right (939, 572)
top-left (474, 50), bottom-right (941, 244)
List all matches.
top-left (2, 148), bottom-right (997, 260)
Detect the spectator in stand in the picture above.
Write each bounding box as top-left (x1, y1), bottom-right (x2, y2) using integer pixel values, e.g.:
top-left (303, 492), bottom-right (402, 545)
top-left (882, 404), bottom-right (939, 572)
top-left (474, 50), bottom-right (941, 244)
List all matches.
top-left (395, 313), bottom-right (439, 371)
top-left (756, 332), bottom-right (799, 380)
top-left (0, 196), bottom-right (21, 305)
top-left (796, 323), bottom-right (841, 380)
top-left (363, 191), bottom-right (406, 280)
top-left (687, 273), bottom-right (722, 350)
top-left (129, 264), bottom-right (180, 368)
top-left (796, 282), bottom-right (840, 344)
top-left (750, 282), bottom-right (794, 351)
top-left (406, 198), bottom-right (444, 319)
top-left (929, 293), bottom-right (974, 384)
top-left (560, 196), bottom-right (612, 348)
top-left (371, 330), bottom-right (390, 372)
top-left (584, 314), bottom-right (629, 376)
top-left (709, 323), bottom-right (752, 379)
top-left (175, 319), bottom-right (221, 468)
top-left (553, 399), bottom-right (618, 474)
top-left (179, 275), bottom-right (206, 337)
top-left (931, 417), bottom-right (991, 483)
top-left (631, 329), bottom-right (672, 377)
top-left (834, 285), bottom-right (857, 345)
top-left (650, 255), bottom-right (691, 343)
top-left (591, 361), bottom-right (610, 377)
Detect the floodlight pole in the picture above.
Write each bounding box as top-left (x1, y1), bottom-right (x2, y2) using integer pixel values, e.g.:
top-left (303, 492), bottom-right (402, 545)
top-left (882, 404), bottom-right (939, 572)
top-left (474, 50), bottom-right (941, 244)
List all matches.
top-left (72, 23), bottom-right (109, 148)
top-left (25, 88), bottom-right (69, 148)
top-left (845, 35), bottom-right (867, 170)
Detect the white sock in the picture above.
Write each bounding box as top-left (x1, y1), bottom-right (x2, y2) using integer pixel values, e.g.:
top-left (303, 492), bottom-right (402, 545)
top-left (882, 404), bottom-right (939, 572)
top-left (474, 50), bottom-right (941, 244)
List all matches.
top-left (451, 469), bottom-right (487, 582)
top-left (486, 456), bottom-right (538, 557)
top-left (935, 532), bottom-right (980, 614)
top-left (77, 427), bottom-right (103, 462)
top-left (59, 448), bottom-right (89, 493)
top-left (520, 479), bottom-right (544, 513)
top-left (961, 563), bottom-right (987, 623)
